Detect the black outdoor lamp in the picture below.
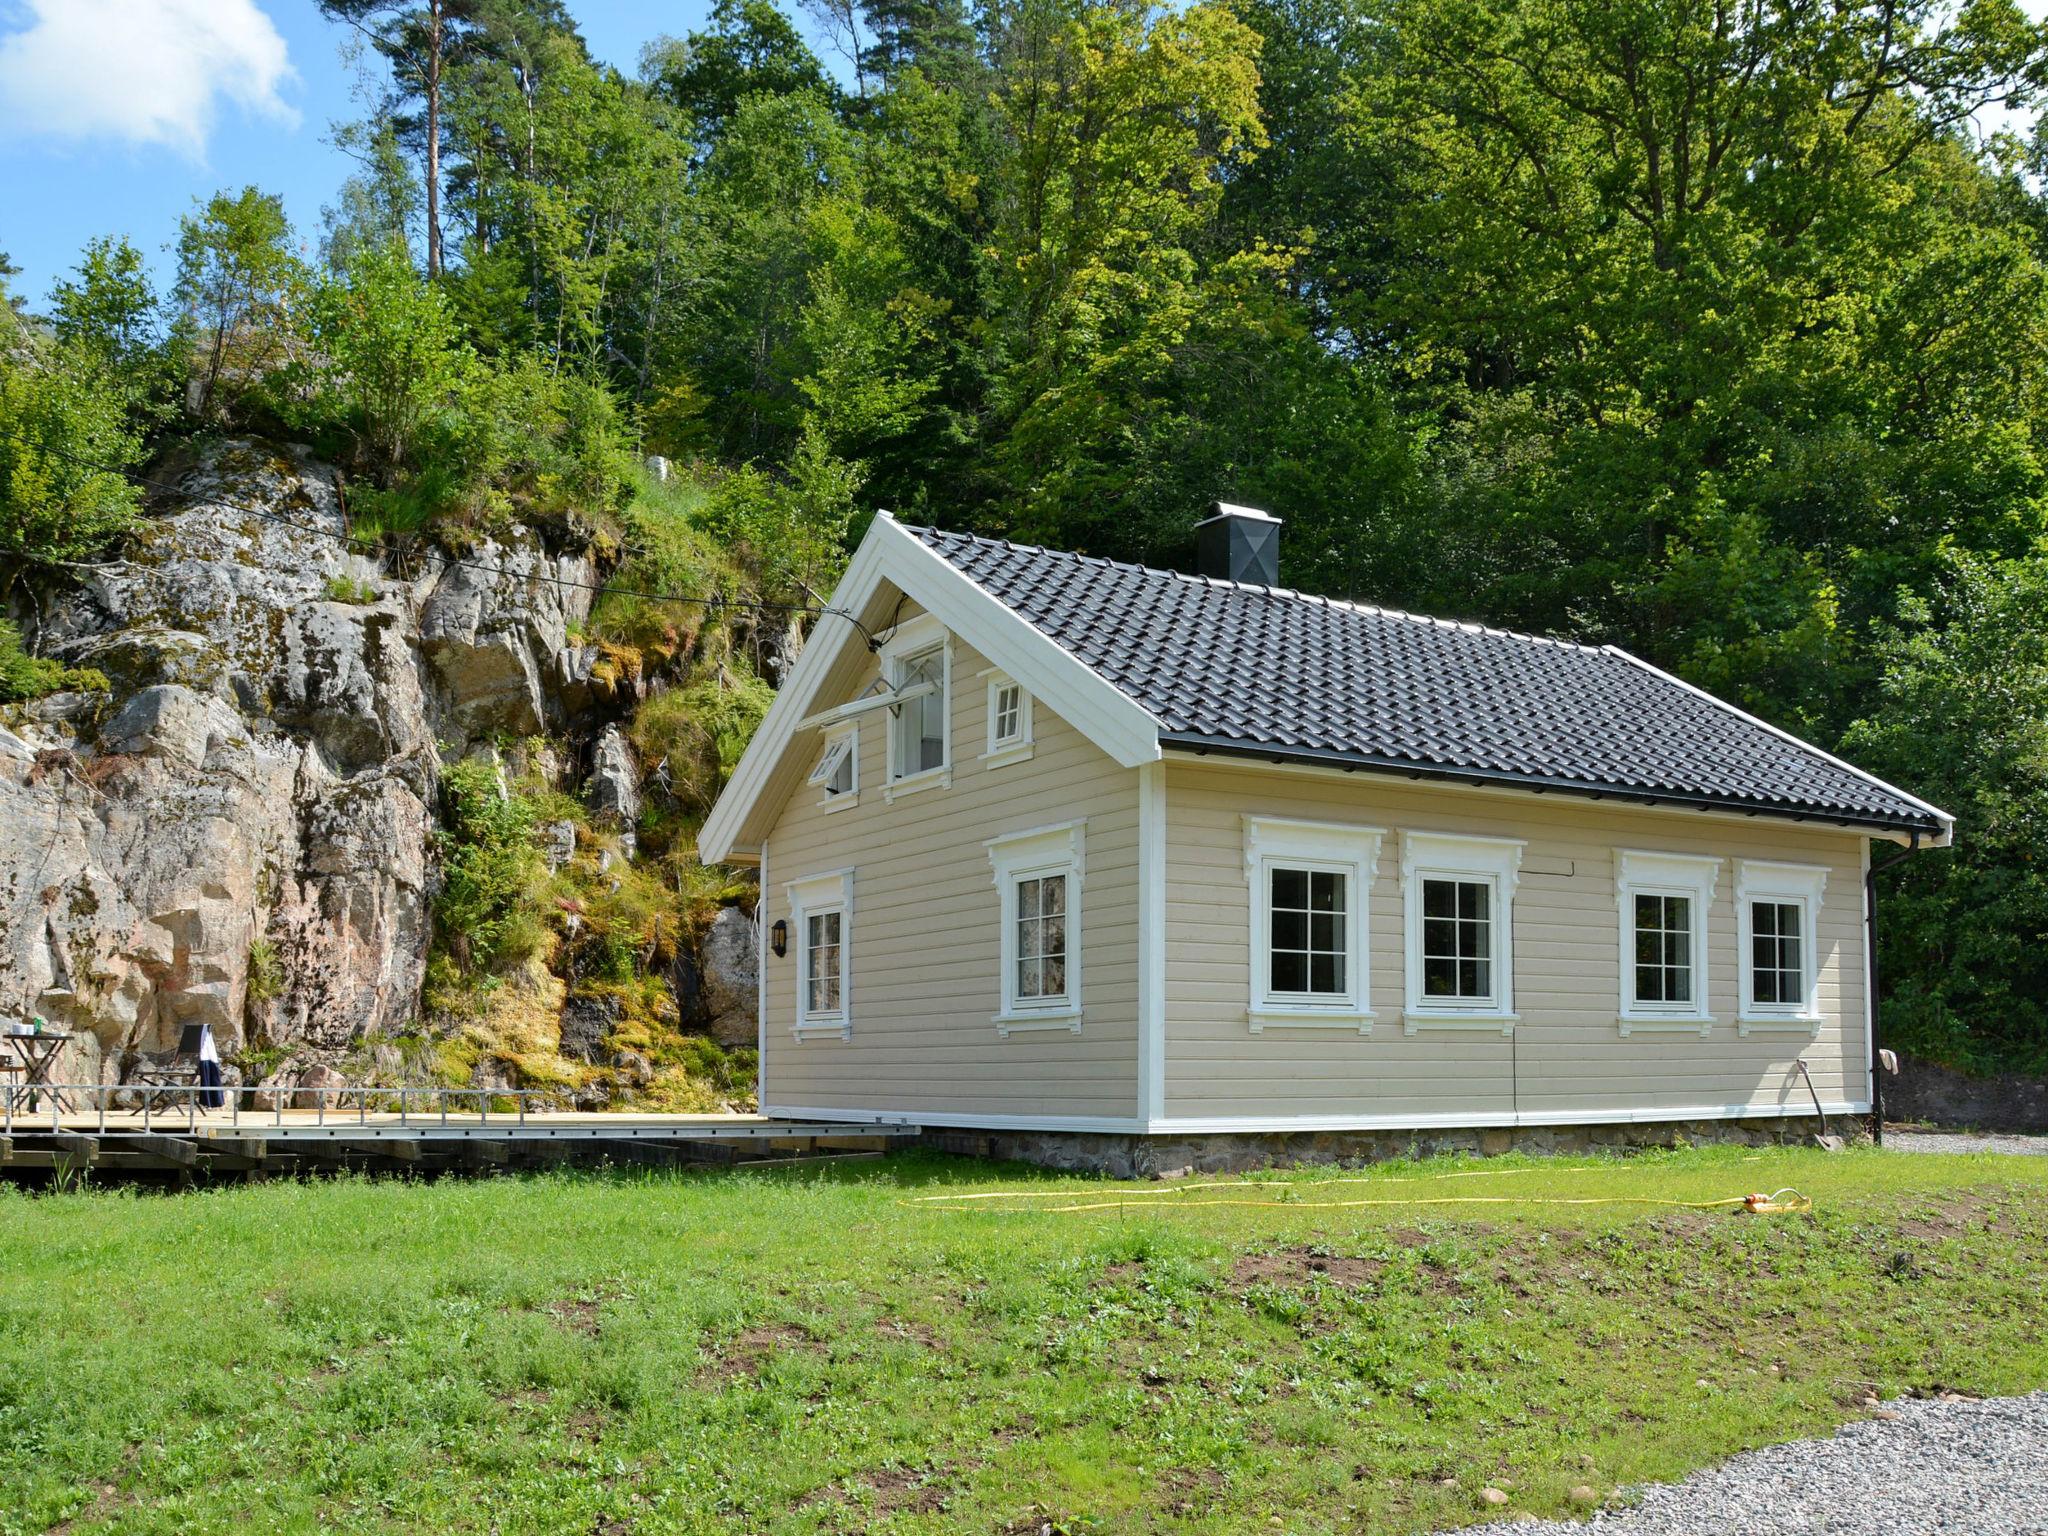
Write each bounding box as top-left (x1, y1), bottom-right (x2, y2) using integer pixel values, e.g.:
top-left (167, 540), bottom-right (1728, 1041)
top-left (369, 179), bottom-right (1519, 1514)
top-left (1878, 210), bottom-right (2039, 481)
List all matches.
top-left (771, 919), bottom-right (788, 958)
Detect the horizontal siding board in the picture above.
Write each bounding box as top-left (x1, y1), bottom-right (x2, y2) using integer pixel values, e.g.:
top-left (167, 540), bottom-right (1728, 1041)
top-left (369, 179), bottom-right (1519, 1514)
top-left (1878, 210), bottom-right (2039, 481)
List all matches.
top-left (762, 620), bottom-right (1140, 1118)
top-left (1163, 760), bottom-right (1868, 1124)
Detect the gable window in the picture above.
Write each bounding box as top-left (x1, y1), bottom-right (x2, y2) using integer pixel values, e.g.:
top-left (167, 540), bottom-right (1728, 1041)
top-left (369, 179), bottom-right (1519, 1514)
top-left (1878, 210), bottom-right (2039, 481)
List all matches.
top-left (1736, 861), bottom-right (1827, 1035)
top-left (1615, 850), bottom-right (1719, 1035)
top-left (983, 671), bottom-right (1034, 766)
top-left (1243, 817), bottom-right (1382, 1032)
top-left (879, 614), bottom-right (951, 795)
top-left (1401, 832), bottom-right (1522, 1033)
top-left (987, 821), bottom-right (1085, 1034)
top-left (786, 870), bottom-right (854, 1040)
top-left (808, 725), bottom-right (857, 809)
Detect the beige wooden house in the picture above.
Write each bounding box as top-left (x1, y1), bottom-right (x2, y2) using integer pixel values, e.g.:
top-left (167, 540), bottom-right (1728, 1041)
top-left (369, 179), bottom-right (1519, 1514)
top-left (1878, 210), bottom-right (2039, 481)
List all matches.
top-left (700, 506), bottom-right (1950, 1149)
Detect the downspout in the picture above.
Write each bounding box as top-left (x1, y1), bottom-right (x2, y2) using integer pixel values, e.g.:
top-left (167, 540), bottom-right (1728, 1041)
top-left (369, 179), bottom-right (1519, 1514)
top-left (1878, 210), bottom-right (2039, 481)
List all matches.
top-left (1864, 830), bottom-right (1922, 1146)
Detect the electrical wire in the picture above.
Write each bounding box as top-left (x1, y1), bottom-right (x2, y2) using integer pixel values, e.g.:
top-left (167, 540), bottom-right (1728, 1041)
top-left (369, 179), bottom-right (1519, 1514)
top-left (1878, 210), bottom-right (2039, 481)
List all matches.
top-left (0, 426), bottom-right (879, 648)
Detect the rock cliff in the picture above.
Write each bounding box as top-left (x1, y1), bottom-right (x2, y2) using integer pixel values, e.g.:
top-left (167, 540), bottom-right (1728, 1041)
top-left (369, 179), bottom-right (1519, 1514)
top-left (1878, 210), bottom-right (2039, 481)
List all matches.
top-left (0, 441), bottom-right (756, 1095)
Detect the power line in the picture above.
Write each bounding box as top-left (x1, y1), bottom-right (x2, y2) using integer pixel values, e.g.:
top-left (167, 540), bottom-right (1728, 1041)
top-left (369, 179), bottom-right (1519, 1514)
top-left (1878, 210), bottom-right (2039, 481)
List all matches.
top-left (0, 427), bottom-right (876, 648)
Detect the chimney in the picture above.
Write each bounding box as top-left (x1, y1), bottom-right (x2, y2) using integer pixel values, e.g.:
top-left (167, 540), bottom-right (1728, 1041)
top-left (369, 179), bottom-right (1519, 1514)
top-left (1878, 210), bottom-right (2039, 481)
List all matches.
top-left (1195, 501), bottom-right (1282, 586)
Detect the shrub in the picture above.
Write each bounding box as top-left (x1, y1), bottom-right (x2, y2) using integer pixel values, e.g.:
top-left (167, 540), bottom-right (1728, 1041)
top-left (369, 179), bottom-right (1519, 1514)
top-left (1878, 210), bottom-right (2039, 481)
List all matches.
top-left (0, 620), bottom-right (109, 702)
top-left (322, 574), bottom-right (377, 604)
top-left (435, 756), bottom-right (548, 974)
top-left (246, 936), bottom-right (283, 1002)
top-left (630, 660), bottom-right (774, 819)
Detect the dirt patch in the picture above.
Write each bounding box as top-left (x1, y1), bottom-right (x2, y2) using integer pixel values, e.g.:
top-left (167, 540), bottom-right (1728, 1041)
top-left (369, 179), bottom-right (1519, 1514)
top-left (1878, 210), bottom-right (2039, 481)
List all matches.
top-left (568, 1406), bottom-right (605, 1444)
top-left (1098, 1260), bottom-right (1146, 1287)
top-left (800, 1466), bottom-right (951, 1519)
top-left (1232, 1249), bottom-right (1386, 1289)
top-left (701, 1322), bottom-right (822, 1384)
top-left (876, 1317), bottom-right (945, 1350)
top-left (1159, 1466), bottom-right (1225, 1517)
top-left (547, 1298), bottom-right (603, 1337)
top-left (46, 1446), bottom-right (140, 1535)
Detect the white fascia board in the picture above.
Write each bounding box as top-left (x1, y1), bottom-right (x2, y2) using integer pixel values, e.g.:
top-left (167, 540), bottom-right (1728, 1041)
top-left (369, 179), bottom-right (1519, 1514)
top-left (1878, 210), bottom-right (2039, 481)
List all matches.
top-left (1143, 1100), bottom-right (1867, 1134)
top-left (701, 515), bottom-right (1162, 860)
top-left (1602, 647), bottom-right (1956, 848)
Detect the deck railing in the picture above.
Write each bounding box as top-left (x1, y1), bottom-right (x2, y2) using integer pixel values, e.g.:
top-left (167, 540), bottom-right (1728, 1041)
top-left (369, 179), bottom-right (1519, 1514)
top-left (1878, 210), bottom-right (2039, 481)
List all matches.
top-left (1, 1080), bottom-right (556, 1137)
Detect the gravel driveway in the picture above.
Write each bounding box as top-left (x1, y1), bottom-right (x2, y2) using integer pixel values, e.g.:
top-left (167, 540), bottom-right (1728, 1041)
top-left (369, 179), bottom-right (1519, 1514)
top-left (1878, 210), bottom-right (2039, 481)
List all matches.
top-left (1457, 1392), bottom-right (2048, 1535)
top-left (1884, 1130), bottom-right (2048, 1156)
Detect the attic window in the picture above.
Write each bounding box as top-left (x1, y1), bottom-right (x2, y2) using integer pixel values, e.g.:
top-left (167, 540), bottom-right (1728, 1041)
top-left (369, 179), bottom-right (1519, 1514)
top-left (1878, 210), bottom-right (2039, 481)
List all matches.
top-left (983, 672), bottom-right (1034, 766)
top-left (808, 727), bottom-right (857, 807)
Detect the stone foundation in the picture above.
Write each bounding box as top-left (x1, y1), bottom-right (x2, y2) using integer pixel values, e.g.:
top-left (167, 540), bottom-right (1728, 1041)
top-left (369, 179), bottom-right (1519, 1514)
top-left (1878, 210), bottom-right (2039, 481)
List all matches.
top-left (918, 1113), bottom-right (1869, 1178)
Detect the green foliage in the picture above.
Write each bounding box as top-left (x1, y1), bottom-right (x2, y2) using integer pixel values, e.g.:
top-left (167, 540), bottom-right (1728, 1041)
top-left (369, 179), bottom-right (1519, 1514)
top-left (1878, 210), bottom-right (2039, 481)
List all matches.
top-left (0, 620), bottom-right (107, 703)
top-left (630, 658), bottom-right (776, 822)
top-left (434, 756), bottom-right (549, 975)
top-left (1842, 549), bottom-right (2048, 1074)
top-left (322, 573), bottom-right (379, 605)
top-left (246, 936), bottom-right (284, 1003)
top-left (0, 317), bottom-right (144, 585)
top-left (695, 423), bottom-right (860, 603)
top-left (174, 186), bottom-right (308, 423)
top-left (48, 236), bottom-right (181, 438)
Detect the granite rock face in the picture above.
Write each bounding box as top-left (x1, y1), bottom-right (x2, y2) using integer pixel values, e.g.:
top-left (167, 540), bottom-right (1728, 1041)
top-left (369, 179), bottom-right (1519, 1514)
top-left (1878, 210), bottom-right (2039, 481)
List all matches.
top-left (0, 442), bottom-right (607, 1083)
top-left (694, 905), bottom-right (760, 1048)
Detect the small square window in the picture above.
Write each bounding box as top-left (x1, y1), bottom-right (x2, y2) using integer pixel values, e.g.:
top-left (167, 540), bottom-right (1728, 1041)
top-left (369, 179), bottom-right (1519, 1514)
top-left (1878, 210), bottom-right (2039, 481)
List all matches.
top-left (809, 730), bottom-right (856, 801)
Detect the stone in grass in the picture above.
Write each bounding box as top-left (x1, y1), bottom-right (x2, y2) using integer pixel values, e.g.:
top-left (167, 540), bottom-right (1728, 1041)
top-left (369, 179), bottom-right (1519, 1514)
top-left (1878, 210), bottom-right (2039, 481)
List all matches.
top-left (1570, 1485), bottom-right (1599, 1506)
top-left (1479, 1487), bottom-right (1510, 1507)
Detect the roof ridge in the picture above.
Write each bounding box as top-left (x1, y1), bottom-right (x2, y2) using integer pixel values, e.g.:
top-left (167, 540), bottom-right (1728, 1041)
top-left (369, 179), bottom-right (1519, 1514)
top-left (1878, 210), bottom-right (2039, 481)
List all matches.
top-left (905, 522), bottom-right (1609, 656)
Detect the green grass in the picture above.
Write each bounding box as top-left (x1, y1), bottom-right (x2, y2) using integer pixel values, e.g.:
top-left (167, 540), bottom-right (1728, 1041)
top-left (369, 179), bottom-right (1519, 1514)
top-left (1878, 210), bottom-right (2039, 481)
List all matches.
top-left (2, 1145), bottom-right (2044, 1535)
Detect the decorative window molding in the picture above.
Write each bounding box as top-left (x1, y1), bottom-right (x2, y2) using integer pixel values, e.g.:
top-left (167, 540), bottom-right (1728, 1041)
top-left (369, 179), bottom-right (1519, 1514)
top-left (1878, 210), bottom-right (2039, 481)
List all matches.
top-left (1615, 850), bottom-right (1719, 1033)
top-left (1242, 816), bottom-right (1382, 1033)
top-left (1401, 831), bottom-right (1522, 1033)
top-left (808, 723), bottom-right (858, 811)
top-left (880, 613), bottom-right (952, 798)
top-left (1736, 860), bottom-right (1827, 1035)
top-left (786, 869), bottom-right (854, 1040)
top-left (981, 670), bottom-right (1035, 768)
top-left (987, 821), bottom-right (1086, 1034)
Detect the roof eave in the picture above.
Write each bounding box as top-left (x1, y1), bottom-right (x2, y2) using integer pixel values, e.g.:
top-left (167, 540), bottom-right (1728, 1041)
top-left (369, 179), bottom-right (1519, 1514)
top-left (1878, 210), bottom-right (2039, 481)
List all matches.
top-left (1157, 733), bottom-right (1950, 844)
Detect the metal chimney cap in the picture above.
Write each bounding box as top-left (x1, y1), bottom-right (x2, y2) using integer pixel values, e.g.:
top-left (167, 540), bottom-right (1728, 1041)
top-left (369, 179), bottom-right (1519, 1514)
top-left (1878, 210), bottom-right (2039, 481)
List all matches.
top-left (1198, 501), bottom-right (1283, 527)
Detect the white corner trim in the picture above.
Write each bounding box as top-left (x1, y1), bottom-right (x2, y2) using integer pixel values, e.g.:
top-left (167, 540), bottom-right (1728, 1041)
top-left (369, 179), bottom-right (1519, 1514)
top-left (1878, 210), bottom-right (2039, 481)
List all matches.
top-left (762, 1104), bottom-right (1148, 1134)
top-left (1402, 1013), bottom-right (1518, 1035)
top-left (1138, 762), bottom-right (1166, 1123)
top-left (756, 835), bottom-right (769, 1105)
top-left (699, 513), bottom-right (1162, 862)
top-left (1618, 1017), bottom-right (1714, 1038)
top-left (1141, 1100), bottom-right (1868, 1135)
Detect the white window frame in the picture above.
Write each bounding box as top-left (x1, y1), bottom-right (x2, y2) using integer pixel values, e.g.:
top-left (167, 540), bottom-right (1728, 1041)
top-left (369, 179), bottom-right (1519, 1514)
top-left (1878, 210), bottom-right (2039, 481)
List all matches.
top-left (807, 723), bottom-right (858, 811)
top-left (1615, 849), bottom-right (1720, 1035)
top-left (1243, 816), bottom-right (1383, 1033)
top-left (1401, 831), bottom-right (1523, 1033)
top-left (981, 668), bottom-right (1035, 768)
top-left (1736, 860), bottom-right (1827, 1035)
top-left (879, 613), bottom-right (951, 799)
top-left (986, 820), bottom-right (1086, 1035)
top-left (786, 869), bottom-right (854, 1040)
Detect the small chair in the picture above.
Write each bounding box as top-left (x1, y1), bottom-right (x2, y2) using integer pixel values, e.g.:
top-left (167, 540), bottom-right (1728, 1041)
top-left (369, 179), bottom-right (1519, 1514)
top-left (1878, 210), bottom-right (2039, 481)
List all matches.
top-left (133, 1025), bottom-right (206, 1109)
top-left (0, 1056), bottom-right (23, 1115)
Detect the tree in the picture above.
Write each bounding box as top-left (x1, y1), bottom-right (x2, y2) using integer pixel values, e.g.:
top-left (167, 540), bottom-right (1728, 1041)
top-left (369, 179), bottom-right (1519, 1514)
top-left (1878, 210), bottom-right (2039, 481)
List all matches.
top-left (174, 188), bottom-right (308, 422)
top-left (49, 236), bottom-right (181, 437)
top-left (644, 0), bottom-right (833, 151)
top-left (322, 119), bottom-right (423, 269)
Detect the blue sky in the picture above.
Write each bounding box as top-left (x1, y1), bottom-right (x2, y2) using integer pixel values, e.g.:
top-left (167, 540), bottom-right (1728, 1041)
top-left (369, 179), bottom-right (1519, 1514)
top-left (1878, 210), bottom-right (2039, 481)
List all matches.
top-left (0, 0), bottom-right (758, 308)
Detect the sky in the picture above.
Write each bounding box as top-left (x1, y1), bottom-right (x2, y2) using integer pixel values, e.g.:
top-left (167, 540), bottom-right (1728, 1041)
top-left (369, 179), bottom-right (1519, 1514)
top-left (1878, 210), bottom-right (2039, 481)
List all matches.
top-left (0, 0), bottom-right (761, 308)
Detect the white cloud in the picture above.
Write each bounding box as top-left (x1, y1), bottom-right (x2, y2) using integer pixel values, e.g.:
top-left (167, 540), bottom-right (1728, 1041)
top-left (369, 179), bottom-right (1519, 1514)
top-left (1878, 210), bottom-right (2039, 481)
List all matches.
top-left (0, 0), bottom-right (297, 157)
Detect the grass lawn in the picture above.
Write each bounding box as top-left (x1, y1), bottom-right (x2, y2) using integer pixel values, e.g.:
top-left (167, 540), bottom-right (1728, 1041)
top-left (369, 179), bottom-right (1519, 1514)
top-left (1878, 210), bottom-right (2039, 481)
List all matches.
top-left (2, 1146), bottom-right (2044, 1536)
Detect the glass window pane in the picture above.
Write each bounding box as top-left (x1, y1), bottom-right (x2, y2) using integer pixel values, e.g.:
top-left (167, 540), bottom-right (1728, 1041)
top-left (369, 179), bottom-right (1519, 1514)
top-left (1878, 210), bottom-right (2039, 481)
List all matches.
top-left (1423, 916), bottom-right (1456, 958)
top-left (1424, 955), bottom-right (1456, 996)
top-left (1271, 867), bottom-right (1307, 909)
top-left (1424, 879), bottom-right (1455, 918)
top-left (1272, 950), bottom-right (1307, 992)
top-left (1272, 909), bottom-right (1308, 950)
top-left (1309, 913), bottom-right (1339, 952)
top-left (1018, 958), bottom-right (1042, 998)
top-left (1458, 882), bottom-right (1486, 921)
top-left (1019, 879), bottom-right (1041, 921)
top-left (1043, 955), bottom-right (1066, 996)
top-left (1310, 872), bottom-right (1343, 912)
top-left (1041, 914), bottom-right (1065, 962)
top-left (1309, 953), bottom-right (1341, 994)
top-left (1043, 876), bottom-right (1065, 917)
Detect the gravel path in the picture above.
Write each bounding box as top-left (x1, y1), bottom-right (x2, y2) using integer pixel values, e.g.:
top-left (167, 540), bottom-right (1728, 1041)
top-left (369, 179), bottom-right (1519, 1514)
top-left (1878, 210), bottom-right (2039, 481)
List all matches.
top-left (1885, 1130), bottom-right (2048, 1156)
top-left (1456, 1392), bottom-right (2048, 1535)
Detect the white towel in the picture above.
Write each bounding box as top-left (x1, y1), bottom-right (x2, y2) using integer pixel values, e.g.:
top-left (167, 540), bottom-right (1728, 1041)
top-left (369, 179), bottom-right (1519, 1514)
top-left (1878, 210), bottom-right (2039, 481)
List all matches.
top-left (198, 1024), bottom-right (220, 1065)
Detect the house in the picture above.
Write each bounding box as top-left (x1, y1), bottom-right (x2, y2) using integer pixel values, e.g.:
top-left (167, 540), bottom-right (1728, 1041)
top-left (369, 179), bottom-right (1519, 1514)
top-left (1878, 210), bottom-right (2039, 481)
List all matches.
top-left (699, 505), bottom-right (1951, 1169)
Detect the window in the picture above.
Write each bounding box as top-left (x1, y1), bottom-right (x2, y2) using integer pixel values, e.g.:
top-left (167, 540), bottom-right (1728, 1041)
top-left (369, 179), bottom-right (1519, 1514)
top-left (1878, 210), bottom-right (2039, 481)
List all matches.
top-left (987, 821), bottom-right (1086, 1033)
top-left (1736, 860), bottom-right (1828, 1034)
top-left (1401, 832), bottom-right (1522, 1032)
top-left (1614, 850), bottom-right (1719, 1034)
top-left (983, 671), bottom-right (1034, 766)
top-left (1243, 817), bottom-right (1382, 1032)
top-left (879, 614), bottom-right (950, 793)
top-left (807, 726), bottom-right (857, 808)
top-left (786, 870), bottom-right (853, 1039)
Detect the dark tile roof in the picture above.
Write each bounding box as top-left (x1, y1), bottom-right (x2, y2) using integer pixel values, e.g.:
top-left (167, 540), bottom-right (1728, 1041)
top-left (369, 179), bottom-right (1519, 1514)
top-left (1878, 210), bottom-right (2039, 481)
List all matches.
top-left (912, 526), bottom-right (1944, 834)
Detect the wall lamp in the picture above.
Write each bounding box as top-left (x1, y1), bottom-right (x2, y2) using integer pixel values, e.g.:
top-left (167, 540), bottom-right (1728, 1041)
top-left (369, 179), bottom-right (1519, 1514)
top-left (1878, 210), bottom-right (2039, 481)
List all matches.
top-left (771, 919), bottom-right (788, 958)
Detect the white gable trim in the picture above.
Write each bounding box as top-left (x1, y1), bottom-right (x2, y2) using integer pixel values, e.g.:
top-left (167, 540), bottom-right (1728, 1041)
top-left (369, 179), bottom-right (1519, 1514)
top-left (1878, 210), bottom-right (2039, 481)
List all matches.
top-left (699, 514), bottom-right (1162, 861)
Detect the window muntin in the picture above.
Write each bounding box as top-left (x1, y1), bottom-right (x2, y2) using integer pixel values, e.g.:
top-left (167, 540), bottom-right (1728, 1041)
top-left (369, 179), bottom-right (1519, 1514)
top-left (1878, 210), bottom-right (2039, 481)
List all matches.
top-left (1631, 892), bottom-right (1694, 1006)
top-left (1243, 817), bottom-right (1382, 1030)
top-left (1734, 861), bottom-right (1826, 1027)
top-left (891, 644), bottom-right (947, 779)
top-left (1268, 865), bottom-right (1347, 997)
top-left (987, 821), bottom-right (1086, 1030)
top-left (1420, 876), bottom-right (1493, 1002)
top-left (1613, 850), bottom-right (1719, 1028)
top-left (1401, 832), bottom-right (1522, 1028)
top-left (1750, 900), bottom-right (1802, 1006)
top-left (1015, 873), bottom-right (1068, 1003)
top-left (993, 684), bottom-right (1024, 745)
